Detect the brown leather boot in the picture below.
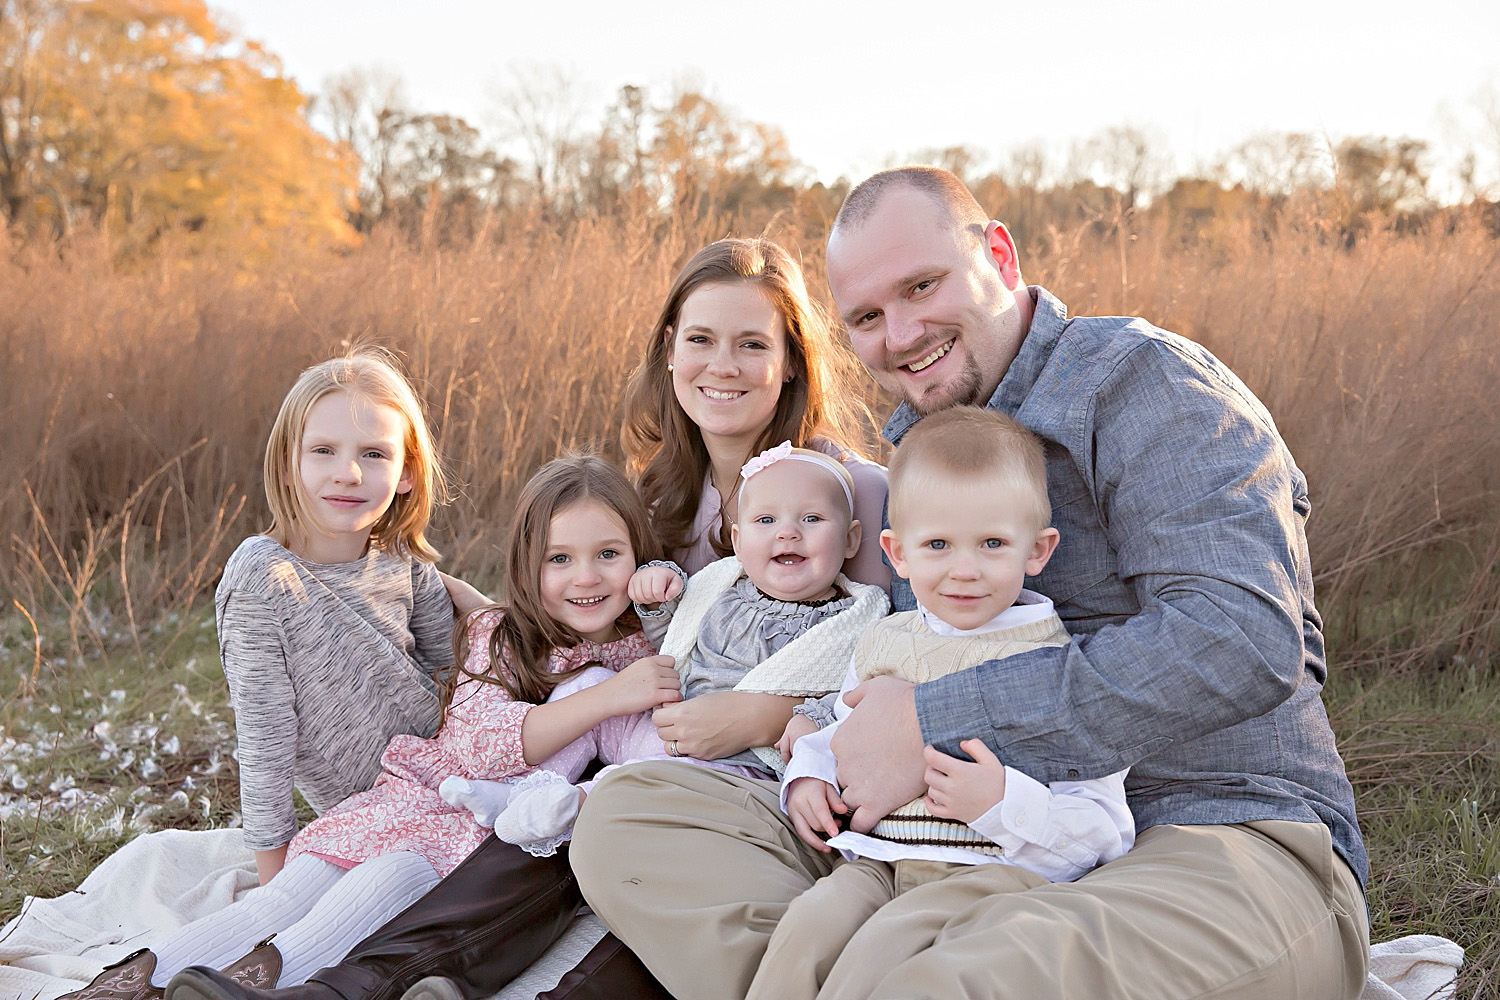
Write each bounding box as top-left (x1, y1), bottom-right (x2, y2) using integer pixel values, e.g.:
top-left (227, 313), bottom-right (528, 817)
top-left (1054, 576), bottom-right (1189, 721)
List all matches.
top-left (57, 949), bottom-right (164, 1000)
top-left (164, 967), bottom-right (342, 1000)
top-left (217, 940), bottom-right (284, 990)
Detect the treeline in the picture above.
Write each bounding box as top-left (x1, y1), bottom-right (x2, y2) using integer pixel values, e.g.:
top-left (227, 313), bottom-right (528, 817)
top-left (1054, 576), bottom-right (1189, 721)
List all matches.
top-left (4, 0), bottom-right (1499, 260)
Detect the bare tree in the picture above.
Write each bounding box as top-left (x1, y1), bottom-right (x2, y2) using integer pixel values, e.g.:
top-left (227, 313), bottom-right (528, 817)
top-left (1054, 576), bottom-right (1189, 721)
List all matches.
top-left (1069, 124), bottom-right (1173, 209)
top-left (488, 62), bottom-right (592, 208)
top-left (1219, 131), bottom-right (1333, 197)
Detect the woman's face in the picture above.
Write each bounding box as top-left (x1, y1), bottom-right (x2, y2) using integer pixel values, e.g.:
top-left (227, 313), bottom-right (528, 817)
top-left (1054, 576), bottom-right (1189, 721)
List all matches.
top-left (667, 281), bottom-right (791, 461)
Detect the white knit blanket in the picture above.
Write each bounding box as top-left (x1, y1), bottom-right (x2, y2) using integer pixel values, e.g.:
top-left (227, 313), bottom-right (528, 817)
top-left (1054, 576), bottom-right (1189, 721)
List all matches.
top-left (656, 555), bottom-right (890, 774)
top-left (0, 826), bottom-right (1466, 1000)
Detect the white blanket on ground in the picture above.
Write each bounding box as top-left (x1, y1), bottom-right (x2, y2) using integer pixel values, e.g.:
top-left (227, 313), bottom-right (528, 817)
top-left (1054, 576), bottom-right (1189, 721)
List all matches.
top-left (1, 829), bottom-right (1465, 1000)
top-left (0, 827), bottom-right (608, 1000)
top-left (0, 828), bottom-right (258, 1000)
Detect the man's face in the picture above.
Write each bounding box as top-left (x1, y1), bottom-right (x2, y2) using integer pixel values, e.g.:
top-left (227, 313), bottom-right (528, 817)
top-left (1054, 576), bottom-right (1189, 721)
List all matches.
top-left (828, 187), bottom-right (1027, 415)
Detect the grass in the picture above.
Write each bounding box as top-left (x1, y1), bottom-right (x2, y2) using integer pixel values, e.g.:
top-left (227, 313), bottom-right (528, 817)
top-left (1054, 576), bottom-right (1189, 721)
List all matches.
top-left (2, 615), bottom-right (1496, 996)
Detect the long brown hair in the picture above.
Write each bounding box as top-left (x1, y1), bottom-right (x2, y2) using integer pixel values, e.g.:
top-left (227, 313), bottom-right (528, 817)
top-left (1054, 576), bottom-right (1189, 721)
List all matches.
top-left (451, 455), bottom-right (661, 707)
top-left (620, 237), bottom-right (872, 558)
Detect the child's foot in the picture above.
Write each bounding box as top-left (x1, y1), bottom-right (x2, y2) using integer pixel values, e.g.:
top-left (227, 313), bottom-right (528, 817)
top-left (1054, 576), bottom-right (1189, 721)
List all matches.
top-left (493, 772), bottom-right (584, 857)
top-left (438, 775), bottom-right (514, 828)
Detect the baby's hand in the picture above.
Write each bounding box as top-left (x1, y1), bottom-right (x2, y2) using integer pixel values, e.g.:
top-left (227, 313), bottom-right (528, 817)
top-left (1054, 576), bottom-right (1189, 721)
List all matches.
top-left (628, 565), bottom-right (684, 608)
top-left (604, 655), bottom-right (682, 716)
top-left (923, 739), bottom-right (1007, 824)
top-left (776, 714), bottom-right (819, 762)
top-left (786, 777), bottom-right (847, 852)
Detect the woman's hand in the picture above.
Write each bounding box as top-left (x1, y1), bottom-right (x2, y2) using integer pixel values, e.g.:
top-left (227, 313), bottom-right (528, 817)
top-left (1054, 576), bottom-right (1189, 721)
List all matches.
top-left (652, 691), bottom-right (799, 761)
top-left (603, 655), bottom-right (683, 716)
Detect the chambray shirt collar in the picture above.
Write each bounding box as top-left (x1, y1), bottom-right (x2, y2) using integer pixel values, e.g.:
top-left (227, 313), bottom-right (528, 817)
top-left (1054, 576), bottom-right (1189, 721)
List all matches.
top-left (880, 285), bottom-right (1070, 447)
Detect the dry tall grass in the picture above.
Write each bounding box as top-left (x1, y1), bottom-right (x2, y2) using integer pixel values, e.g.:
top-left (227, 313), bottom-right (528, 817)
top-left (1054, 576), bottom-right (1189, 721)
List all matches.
top-left (2, 210), bottom-right (1497, 679)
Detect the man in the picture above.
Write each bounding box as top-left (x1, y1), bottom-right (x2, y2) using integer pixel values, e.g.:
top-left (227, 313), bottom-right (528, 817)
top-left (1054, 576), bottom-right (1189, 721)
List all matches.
top-left (571, 166), bottom-right (1369, 999)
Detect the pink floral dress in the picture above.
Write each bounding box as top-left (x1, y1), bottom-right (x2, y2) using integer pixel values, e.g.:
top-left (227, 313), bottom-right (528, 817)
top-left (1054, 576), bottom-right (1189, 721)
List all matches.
top-left (287, 611), bottom-right (655, 876)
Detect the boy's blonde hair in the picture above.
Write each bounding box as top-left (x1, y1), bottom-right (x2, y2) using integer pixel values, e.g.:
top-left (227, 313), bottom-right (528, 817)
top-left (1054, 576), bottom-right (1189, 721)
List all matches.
top-left (888, 407), bottom-right (1050, 530)
top-left (264, 349), bottom-right (448, 562)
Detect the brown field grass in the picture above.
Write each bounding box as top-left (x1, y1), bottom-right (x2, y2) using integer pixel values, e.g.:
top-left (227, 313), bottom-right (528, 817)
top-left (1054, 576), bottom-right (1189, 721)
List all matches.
top-left (4, 209), bottom-right (1496, 670)
top-left (2, 208), bottom-right (1498, 991)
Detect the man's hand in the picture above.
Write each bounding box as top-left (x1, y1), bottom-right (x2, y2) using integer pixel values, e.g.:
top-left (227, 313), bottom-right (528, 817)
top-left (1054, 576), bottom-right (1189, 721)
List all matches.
top-left (776, 713), bottom-right (819, 762)
top-left (831, 676), bottom-right (926, 833)
top-left (924, 739), bottom-right (1007, 824)
top-left (628, 565), bottom-right (684, 608)
top-left (785, 777), bottom-right (847, 851)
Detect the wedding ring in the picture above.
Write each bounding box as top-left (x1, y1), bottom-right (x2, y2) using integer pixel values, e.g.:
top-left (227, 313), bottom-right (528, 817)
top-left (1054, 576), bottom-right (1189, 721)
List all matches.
top-left (666, 739), bottom-right (681, 757)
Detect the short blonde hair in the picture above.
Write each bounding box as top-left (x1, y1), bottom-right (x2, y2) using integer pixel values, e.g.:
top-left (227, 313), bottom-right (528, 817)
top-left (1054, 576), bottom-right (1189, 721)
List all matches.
top-left (264, 349), bottom-right (448, 562)
top-left (888, 407), bottom-right (1049, 531)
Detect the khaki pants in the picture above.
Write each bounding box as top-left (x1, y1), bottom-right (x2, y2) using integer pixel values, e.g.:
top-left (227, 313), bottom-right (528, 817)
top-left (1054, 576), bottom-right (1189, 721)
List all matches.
top-left (571, 761), bottom-right (1369, 1000)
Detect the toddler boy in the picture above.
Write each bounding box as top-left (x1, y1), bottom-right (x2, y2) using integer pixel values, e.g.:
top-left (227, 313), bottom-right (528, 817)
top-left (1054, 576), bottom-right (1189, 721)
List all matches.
top-left (753, 406), bottom-right (1136, 1000)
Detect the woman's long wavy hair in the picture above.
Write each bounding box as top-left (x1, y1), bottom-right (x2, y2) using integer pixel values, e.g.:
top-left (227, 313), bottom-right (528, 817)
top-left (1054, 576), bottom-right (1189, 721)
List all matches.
top-left (450, 455), bottom-right (661, 709)
top-left (620, 237), bottom-right (872, 559)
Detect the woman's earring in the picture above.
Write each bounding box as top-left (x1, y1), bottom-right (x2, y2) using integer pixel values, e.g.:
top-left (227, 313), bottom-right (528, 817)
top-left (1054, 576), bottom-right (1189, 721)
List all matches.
top-left (667, 363), bottom-right (674, 372)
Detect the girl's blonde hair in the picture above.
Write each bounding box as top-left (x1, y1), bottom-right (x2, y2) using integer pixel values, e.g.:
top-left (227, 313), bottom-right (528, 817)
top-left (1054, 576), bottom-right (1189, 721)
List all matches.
top-left (620, 237), bottom-right (874, 560)
top-left (264, 349), bottom-right (448, 562)
top-left (453, 455), bottom-right (661, 706)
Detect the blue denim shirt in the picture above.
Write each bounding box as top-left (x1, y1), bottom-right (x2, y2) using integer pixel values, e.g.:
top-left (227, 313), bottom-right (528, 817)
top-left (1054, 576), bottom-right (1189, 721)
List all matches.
top-left (889, 287), bottom-right (1367, 889)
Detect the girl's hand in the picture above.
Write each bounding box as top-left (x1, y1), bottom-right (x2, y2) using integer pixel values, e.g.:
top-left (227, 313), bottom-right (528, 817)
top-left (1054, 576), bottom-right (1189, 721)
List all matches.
top-left (923, 739), bottom-right (1007, 824)
top-left (776, 714), bottom-right (819, 762)
top-left (786, 777), bottom-right (846, 851)
top-left (628, 565), bottom-right (684, 608)
top-left (603, 655), bottom-right (682, 716)
top-left (652, 691), bottom-right (798, 761)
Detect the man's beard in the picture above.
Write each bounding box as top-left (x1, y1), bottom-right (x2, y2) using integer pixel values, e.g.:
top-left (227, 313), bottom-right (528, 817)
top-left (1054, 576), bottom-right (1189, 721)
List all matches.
top-left (903, 353), bottom-right (984, 415)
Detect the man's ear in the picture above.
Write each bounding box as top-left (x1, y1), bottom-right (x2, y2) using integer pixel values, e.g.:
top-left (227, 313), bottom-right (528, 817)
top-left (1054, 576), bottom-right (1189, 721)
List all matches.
top-left (1025, 527), bottom-right (1060, 576)
top-left (984, 221), bottom-right (1023, 290)
top-left (879, 528), bottom-right (909, 579)
top-left (843, 518), bottom-right (862, 561)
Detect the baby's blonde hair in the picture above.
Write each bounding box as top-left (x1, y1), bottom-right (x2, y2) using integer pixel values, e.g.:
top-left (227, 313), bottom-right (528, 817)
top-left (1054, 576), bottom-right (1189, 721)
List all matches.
top-left (264, 348), bottom-right (448, 562)
top-left (738, 446), bottom-right (856, 523)
top-left (888, 407), bottom-right (1050, 531)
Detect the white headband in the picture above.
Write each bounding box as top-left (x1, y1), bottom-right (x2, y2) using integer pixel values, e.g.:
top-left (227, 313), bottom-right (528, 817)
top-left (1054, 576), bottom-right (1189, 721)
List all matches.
top-left (740, 441), bottom-right (854, 515)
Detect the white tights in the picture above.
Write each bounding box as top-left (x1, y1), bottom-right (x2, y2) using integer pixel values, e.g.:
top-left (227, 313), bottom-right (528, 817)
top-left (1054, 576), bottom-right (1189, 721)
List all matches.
top-left (149, 851), bottom-right (438, 987)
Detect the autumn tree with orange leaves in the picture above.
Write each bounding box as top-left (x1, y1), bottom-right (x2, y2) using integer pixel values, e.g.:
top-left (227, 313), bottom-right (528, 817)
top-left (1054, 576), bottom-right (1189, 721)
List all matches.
top-left (0, 0), bottom-right (355, 254)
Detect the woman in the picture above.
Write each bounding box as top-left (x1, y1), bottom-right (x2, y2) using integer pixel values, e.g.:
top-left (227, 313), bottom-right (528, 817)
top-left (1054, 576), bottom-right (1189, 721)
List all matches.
top-left (621, 236), bottom-right (890, 764)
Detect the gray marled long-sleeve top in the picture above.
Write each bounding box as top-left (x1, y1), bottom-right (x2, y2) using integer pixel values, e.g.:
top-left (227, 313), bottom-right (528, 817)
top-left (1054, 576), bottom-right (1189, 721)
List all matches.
top-left (214, 535), bottom-right (453, 850)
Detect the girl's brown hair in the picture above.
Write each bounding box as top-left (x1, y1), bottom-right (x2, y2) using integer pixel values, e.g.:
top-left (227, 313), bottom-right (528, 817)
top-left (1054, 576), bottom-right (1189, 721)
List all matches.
top-left (620, 237), bottom-right (873, 560)
top-left (264, 348), bottom-right (448, 562)
top-left (452, 454), bottom-right (661, 707)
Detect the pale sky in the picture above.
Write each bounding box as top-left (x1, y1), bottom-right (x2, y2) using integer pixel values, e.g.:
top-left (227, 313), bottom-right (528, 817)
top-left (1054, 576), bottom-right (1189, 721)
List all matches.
top-left (211, 0), bottom-right (1500, 194)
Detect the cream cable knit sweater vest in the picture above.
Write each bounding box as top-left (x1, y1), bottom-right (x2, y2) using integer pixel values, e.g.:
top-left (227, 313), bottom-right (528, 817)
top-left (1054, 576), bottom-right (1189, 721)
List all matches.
top-left (855, 609), bottom-right (1070, 853)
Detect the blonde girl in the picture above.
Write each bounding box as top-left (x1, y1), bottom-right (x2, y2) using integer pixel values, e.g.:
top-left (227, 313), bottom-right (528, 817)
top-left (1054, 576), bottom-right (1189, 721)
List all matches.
top-left (61, 350), bottom-right (461, 1000)
top-left (121, 456), bottom-right (680, 1000)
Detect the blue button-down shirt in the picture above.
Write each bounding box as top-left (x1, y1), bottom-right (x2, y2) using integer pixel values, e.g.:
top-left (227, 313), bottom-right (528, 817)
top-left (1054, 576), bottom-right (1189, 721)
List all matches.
top-left (889, 287), bottom-right (1367, 888)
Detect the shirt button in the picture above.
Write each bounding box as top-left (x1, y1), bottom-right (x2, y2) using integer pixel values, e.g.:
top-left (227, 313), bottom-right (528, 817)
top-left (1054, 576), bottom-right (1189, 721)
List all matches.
top-left (1067, 768), bottom-right (1080, 779)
